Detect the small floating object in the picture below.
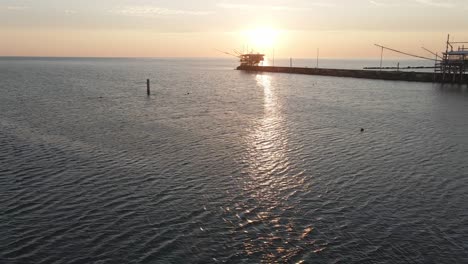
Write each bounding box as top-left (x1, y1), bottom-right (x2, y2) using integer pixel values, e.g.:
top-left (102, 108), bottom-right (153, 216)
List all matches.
top-left (360, 128), bottom-right (364, 132)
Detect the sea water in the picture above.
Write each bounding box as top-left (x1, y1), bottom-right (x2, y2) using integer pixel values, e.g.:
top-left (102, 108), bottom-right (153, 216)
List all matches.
top-left (1, 57), bottom-right (467, 263)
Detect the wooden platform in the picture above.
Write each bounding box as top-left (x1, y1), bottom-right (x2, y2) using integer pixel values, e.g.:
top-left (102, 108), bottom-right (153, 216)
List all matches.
top-left (237, 65), bottom-right (468, 84)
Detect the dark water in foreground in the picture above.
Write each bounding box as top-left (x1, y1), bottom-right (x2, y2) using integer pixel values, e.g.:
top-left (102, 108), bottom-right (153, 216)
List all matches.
top-left (1, 58), bottom-right (468, 263)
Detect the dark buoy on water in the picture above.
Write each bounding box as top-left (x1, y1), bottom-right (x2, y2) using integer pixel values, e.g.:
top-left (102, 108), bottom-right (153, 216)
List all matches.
top-left (360, 128), bottom-right (364, 132)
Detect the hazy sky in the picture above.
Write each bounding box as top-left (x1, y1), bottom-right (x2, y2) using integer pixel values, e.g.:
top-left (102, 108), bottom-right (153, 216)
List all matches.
top-left (1, 0), bottom-right (467, 58)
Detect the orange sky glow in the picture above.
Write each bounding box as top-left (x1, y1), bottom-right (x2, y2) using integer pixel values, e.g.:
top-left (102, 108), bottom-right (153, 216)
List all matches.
top-left (1, 0), bottom-right (467, 58)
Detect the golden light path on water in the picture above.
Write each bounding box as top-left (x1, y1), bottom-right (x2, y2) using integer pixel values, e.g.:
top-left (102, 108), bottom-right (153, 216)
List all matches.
top-left (233, 74), bottom-right (321, 263)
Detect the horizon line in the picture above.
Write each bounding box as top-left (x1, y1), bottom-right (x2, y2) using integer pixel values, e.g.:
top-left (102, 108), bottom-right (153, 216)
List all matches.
top-left (0, 55), bottom-right (431, 60)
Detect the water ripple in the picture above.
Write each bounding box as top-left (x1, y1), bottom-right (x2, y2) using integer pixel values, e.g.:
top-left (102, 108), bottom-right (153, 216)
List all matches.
top-left (1, 59), bottom-right (468, 263)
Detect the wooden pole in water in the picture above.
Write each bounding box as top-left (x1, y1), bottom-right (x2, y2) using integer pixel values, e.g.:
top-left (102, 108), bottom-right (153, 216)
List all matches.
top-left (316, 48), bottom-right (319, 68)
top-left (380, 46), bottom-right (384, 71)
top-left (272, 48), bottom-right (275, 66)
top-left (290, 57), bottom-right (292, 67)
top-left (443, 34), bottom-right (450, 82)
top-left (147, 79), bottom-right (150, 96)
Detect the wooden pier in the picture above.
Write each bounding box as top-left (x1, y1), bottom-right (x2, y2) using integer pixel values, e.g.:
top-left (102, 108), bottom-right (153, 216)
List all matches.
top-left (237, 65), bottom-right (468, 84)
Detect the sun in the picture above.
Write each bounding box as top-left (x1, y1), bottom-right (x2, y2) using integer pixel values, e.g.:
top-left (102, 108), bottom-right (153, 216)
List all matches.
top-left (244, 28), bottom-right (278, 51)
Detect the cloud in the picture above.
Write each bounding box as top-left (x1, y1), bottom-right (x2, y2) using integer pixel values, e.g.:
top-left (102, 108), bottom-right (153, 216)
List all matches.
top-left (110, 6), bottom-right (212, 16)
top-left (414, 0), bottom-right (455, 7)
top-left (217, 2), bottom-right (335, 11)
top-left (65, 10), bottom-right (77, 15)
top-left (370, 0), bottom-right (457, 8)
top-left (369, 0), bottom-right (401, 7)
top-left (2, 6), bottom-right (28, 11)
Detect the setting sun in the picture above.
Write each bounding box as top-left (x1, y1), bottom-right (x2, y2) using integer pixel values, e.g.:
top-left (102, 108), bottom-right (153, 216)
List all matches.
top-left (243, 28), bottom-right (279, 52)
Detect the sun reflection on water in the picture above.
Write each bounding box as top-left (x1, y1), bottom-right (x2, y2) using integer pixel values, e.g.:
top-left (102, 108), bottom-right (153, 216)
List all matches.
top-left (228, 74), bottom-right (320, 262)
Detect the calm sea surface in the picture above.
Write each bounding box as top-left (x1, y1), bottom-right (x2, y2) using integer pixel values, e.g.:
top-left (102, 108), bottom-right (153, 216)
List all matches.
top-left (1, 58), bottom-right (467, 263)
